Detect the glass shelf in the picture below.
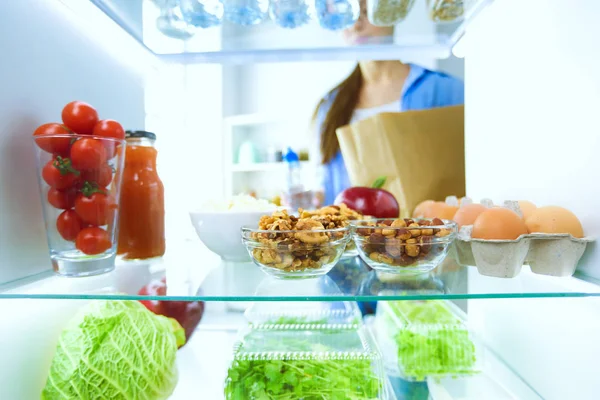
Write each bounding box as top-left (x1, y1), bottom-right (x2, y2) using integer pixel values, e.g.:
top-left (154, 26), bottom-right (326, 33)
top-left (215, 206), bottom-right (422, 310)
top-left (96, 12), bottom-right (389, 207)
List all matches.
top-left (1, 245), bottom-right (599, 301)
top-left (89, 0), bottom-right (493, 63)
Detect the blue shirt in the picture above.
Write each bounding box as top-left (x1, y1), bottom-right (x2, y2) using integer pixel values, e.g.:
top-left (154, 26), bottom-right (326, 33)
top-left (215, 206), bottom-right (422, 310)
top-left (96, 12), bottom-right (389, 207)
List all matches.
top-left (315, 64), bottom-right (465, 204)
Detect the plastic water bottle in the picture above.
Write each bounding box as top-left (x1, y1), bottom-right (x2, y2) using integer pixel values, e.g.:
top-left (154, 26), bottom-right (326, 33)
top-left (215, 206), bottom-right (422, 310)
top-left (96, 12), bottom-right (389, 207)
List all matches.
top-left (156, 5), bottom-right (195, 39)
top-left (269, 0), bottom-right (312, 29)
top-left (179, 0), bottom-right (223, 28)
top-left (315, 0), bottom-right (359, 30)
top-left (283, 148), bottom-right (313, 210)
top-left (222, 0), bottom-right (269, 25)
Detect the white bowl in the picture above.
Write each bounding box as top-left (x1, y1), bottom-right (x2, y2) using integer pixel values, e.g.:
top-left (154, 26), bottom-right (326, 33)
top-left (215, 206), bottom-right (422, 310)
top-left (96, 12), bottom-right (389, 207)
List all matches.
top-left (189, 210), bottom-right (274, 262)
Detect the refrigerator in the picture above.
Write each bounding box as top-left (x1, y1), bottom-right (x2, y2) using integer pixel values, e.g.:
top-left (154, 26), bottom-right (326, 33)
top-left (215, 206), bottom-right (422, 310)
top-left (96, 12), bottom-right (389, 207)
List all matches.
top-left (1, 0), bottom-right (599, 399)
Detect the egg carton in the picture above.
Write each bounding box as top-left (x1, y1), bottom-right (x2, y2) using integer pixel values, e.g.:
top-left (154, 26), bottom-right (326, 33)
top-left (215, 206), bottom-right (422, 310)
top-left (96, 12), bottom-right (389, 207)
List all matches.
top-left (455, 226), bottom-right (594, 278)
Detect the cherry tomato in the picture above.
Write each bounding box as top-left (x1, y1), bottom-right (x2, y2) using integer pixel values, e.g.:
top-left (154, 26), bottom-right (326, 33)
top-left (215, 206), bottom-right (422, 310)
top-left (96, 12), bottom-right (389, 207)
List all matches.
top-left (47, 188), bottom-right (77, 209)
top-left (81, 164), bottom-right (113, 188)
top-left (74, 191), bottom-right (115, 226)
top-left (33, 123), bottom-right (74, 156)
top-left (70, 138), bottom-right (107, 170)
top-left (93, 120), bottom-right (125, 159)
top-left (41, 158), bottom-right (80, 190)
top-left (75, 227), bottom-right (112, 255)
top-left (61, 101), bottom-right (98, 135)
top-left (93, 119), bottom-right (125, 140)
top-left (57, 210), bottom-right (83, 241)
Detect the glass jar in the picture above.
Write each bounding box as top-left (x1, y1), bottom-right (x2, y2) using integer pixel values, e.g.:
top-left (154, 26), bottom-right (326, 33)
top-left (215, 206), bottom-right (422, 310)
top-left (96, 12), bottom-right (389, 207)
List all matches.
top-left (117, 131), bottom-right (166, 260)
top-left (426, 0), bottom-right (464, 23)
top-left (315, 0), bottom-right (359, 31)
top-left (367, 0), bottom-right (416, 27)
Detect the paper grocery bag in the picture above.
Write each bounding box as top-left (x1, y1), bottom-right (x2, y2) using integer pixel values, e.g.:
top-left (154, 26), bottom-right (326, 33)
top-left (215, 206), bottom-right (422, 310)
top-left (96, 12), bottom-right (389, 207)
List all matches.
top-left (336, 105), bottom-right (465, 218)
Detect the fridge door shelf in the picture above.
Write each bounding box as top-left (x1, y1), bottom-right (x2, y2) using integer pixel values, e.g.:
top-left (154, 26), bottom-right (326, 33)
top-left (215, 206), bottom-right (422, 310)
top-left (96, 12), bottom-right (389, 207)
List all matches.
top-left (89, 0), bottom-right (493, 63)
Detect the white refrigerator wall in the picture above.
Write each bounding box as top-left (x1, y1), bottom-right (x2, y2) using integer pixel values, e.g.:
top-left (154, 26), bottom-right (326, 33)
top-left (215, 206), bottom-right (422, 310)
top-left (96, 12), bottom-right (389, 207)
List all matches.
top-left (465, 0), bottom-right (600, 398)
top-left (0, 0), bottom-right (147, 283)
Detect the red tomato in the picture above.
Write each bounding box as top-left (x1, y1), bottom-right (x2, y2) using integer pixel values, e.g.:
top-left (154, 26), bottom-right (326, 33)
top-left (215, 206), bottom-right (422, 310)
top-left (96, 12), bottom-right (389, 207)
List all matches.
top-left (57, 210), bottom-right (83, 241)
top-left (33, 123), bottom-right (73, 156)
top-left (93, 120), bottom-right (125, 159)
top-left (70, 138), bottom-right (107, 170)
top-left (47, 188), bottom-right (77, 209)
top-left (41, 158), bottom-right (80, 190)
top-left (75, 227), bottom-right (112, 255)
top-left (93, 119), bottom-right (125, 140)
top-left (61, 101), bottom-right (98, 135)
top-left (74, 192), bottom-right (115, 226)
top-left (81, 164), bottom-right (113, 188)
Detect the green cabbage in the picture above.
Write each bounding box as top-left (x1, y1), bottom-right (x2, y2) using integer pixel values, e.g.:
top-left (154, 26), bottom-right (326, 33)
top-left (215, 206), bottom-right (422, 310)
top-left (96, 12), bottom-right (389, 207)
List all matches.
top-left (42, 300), bottom-right (184, 400)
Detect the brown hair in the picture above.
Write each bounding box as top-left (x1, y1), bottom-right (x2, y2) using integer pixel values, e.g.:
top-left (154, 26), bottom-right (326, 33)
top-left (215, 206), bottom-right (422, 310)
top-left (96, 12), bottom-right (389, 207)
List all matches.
top-left (312, 64), bottom-right (363, 164)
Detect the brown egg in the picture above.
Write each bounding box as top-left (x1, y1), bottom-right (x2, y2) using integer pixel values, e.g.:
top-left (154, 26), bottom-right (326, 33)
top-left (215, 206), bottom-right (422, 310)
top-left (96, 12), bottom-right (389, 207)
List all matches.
top-left (413, 200), bottom-right (435, 218)
top-left (472, 208), bottom-right (529, 240)
top-left (453, 203), bottom-right (487, 228)
top-left (525, 206), bottom-right (584, 238)
top-left (518, 200), bottom-right (537, 220)
top-left (423, 201), bottom-right (458, 220)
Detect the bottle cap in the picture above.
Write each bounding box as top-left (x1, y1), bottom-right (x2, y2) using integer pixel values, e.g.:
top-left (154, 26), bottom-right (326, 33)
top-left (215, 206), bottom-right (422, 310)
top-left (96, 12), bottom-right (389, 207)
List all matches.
top-left (125, 130), bottom-right (157, 140)
top-left (283, 147), bottom-right (299, 163)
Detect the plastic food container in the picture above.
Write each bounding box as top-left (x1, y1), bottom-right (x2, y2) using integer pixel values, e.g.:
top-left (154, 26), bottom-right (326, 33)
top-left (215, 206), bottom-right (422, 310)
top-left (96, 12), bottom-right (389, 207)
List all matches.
top-left (244, 300), bottom-right (362, 325)
top-left (367, 0), bottom-right (416, 27)
top-left (224, 323), bottom-right (389, 399)
top-left (242, 226), bottom-right (351, 279)
top-left (426, 0), bottom-right (465, 23)
top-left (374, 300), bottom-right (482, 381)
top-left (352, 218), bottom-right (457, 275)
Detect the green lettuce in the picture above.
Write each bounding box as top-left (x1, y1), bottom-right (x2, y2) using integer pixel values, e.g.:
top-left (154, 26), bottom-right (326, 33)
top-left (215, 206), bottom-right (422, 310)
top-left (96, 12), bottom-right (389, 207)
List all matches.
top-left (42, 300), bottom-right (184, 400)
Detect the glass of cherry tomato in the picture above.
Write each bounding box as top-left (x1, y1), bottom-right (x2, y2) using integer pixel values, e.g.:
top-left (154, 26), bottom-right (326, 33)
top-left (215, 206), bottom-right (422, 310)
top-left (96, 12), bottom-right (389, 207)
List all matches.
top-left (32, 101), bottom-right (127, 277)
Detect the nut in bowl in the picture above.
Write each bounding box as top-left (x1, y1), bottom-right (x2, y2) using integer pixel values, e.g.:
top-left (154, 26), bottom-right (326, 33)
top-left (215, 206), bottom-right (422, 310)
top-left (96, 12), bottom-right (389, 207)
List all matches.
top-left (242, 210), bottom-right (351, 279)
top-left (352, 218), bottom-right (457, 275)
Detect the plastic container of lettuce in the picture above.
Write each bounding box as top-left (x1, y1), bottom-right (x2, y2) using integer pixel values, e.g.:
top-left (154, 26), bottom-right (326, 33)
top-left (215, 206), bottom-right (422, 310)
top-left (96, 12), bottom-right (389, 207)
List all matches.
top-left (244, 300), bottom-right (362, 325)
top-left (224, 323), bottom-right (389, 399)
top-left (374, 300), bottom-right (482, 382)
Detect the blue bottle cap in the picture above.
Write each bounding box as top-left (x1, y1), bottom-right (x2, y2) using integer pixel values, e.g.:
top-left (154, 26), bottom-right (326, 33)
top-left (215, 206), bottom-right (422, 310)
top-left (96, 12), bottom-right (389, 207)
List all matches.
top-left (283, 147), bottom-right (299, 163)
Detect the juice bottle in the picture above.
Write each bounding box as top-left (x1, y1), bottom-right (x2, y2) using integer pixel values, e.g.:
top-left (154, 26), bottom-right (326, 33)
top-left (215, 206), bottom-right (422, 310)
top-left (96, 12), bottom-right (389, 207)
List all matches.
top-left (117, 131), bottom-right (165, 259)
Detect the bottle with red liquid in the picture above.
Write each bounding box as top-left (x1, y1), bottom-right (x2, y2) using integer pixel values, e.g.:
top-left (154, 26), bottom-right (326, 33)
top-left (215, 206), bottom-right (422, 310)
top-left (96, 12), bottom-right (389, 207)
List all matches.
top-left (117, 130), bottom-right (166, 259)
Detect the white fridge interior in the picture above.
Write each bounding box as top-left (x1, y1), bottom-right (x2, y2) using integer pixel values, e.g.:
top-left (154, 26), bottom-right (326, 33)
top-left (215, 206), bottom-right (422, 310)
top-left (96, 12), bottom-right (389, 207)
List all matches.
top-left (1, 0), bottom-right (599, 399)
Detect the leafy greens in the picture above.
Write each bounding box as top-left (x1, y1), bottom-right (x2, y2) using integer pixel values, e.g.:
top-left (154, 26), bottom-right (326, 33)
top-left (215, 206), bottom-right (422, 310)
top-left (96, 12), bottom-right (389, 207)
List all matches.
top-left (42, 300), bottom-right (184, 400)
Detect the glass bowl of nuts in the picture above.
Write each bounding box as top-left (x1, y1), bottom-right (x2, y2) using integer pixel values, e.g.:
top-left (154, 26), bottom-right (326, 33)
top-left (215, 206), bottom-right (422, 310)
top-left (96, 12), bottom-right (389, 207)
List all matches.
top-left (351, 218), bottom-right (457, 275)
top-left (242, 210), bottom-right (352, 279)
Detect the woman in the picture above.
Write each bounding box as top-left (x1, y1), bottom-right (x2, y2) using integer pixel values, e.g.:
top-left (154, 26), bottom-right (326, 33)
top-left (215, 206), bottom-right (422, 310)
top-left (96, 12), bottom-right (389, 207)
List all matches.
top-left (313, 1), bottom-right (465, 205)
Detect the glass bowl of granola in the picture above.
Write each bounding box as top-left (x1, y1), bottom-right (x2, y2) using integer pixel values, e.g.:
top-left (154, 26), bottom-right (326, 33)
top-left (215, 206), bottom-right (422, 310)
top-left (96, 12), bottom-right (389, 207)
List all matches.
top-left (242, 209), bottom-right (352, 279)
top-left (351, 218), bottom-right (457, 275)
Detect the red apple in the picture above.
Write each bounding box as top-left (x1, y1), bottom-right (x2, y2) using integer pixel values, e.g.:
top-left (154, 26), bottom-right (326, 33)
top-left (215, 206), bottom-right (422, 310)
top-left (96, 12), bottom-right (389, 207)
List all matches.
top-left (334, 177), bottom-right (400, 218)
top-left (138, 277), bottom-right (204, 346)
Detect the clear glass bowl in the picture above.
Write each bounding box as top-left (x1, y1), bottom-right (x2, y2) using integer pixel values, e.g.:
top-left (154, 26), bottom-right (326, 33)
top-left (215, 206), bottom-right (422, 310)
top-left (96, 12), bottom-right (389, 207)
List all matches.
top-left (351, 218), bottom-right (457, 275)
top-left (225, 323), bottom-right (388, 399)
top-left (242, 226), bottom-right (351, 279)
